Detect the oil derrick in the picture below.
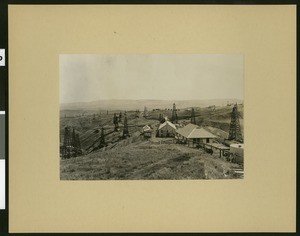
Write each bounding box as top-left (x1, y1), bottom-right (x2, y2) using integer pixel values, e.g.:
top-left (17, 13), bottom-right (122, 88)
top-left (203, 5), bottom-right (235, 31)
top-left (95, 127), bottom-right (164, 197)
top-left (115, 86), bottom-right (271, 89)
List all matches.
top-left (113, 113), bottom-right (119, 131)
top-left (158, 113), bottom-right (162, 122)
top-left (76, 133), bottom-right (81, 149)
top-left (63, 127), bottom-right (71, 146)
top-left (191, 108), bottom-right (196, 124)
top-left (62, 127), bottom-right (72, 158)
top-left (99, 127), bottom-right (106, 147)
top-left (135, 109), bottom-right (140, 118)
top-left (70, 128), bottom-right (82, 157)
top-left (228, 104), bottom-right (243, 143)
top-left (119, 112), bottom-right (122, 122)
top-left (122, 113), bottom-right (129, 137)
top-left (159, 114), bottom-right (165, 123)
top-left (143, 106), bottom-right (148, 118)
top-left (71, 128), bottom-right (77, 147)
top-left (74, 133), bottom-right (82, 156)
top-left (171, 103), bottom-right (178, 123)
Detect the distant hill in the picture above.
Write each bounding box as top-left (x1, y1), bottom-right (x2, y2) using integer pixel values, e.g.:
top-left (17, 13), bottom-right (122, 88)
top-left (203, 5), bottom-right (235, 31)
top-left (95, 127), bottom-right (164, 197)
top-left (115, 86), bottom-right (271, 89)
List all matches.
top-left (60, 98), bottom-right (243, 111)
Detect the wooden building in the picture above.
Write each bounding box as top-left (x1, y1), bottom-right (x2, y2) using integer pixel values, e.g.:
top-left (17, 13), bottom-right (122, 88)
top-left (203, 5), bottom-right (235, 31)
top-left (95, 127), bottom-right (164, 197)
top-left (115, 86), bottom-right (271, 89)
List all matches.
top-left (157, 121), bottom-right (177, 137)
top-left (142, 125), bottom-right (152, 138)
top-left (176, 123), bottom-right (216, 145)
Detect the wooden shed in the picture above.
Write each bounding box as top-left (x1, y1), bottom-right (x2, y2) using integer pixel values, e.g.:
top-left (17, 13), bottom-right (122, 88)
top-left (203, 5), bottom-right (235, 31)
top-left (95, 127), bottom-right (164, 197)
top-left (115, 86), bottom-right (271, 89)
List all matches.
top-left (157, 121), bottom-right (177, 137)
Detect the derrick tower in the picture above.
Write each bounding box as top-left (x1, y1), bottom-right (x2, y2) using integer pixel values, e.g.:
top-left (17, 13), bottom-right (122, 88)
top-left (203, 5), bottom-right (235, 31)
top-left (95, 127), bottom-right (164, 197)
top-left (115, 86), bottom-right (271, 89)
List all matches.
top-left (113, 113), bottom-right (119, 131)
top-left (191, 108), bottom-right (196, 124)
top-left (123, 113), bottom-right (129, 137)
top-left (63, 127), bottom-right (72, 147)
top-left (228, 104), bottom-right (243, 142)
top-left (62, 127), bottom-right (72, 158)
top-left (171, 103), bottom-right (178, 123)
top-left (99, 127), bottom-right (106, 147)
top-left (143, 106), bottom-right (148, 118)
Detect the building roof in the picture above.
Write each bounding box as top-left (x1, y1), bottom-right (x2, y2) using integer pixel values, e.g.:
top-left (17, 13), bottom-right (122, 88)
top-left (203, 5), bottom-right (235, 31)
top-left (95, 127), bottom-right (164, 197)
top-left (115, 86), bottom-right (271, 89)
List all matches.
top-left (158, 121), bottom-right (176, 130)
top-left (142, 125), bottom-right (151, 132)
top-left (176, 123), bottom-right (216, 139)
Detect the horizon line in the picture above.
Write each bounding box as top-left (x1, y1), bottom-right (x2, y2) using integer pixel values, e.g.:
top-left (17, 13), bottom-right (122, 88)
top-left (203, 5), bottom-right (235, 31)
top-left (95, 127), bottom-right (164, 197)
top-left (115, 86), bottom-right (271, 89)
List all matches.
top-left (60, 97), bottom-right (244, 105)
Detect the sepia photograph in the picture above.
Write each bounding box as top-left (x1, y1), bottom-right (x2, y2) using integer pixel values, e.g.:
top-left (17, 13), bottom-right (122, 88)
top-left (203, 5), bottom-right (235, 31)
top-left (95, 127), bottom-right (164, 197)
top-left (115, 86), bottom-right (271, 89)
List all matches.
top-left (60, 54), bottom-right (244, 180)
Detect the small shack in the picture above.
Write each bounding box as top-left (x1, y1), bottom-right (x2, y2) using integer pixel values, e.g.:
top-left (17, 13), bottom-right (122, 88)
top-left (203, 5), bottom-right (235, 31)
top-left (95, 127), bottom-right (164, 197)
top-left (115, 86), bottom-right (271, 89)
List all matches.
top-left (157, 121), bottom-right (177, 137)
top-left (176, 123), bottom-right (216, 146)
top-left (142, 125), bottom-right (152, 138)
top-left (142, 125), bottom-right (151, 132)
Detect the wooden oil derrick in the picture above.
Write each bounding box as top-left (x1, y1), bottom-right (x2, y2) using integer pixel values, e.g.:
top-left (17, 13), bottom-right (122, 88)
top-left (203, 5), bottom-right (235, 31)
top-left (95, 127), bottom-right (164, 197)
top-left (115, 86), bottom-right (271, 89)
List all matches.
top-left (228, 104), bottom-right (243, 143)
top-left (71, 128), bottom-right (77, 147)
top-left (135, 109), bottom-right (140, 118)
top-left (171, 103), bottom-right (178, 123)
top-left (191, 108), bottom-right (196, 124)
top-left (99, 127), bottom-right (106, 147)
top-left (113, 113), bottom-right (119, 131)
top-left (119, 112), bottom-right (122, 122)
top-left (158, 113), bottom-right (162, 122)
top-left (143, 106), bottom-right (148, 118)
top-left (122, 113), bottom-right (129, 137)
top-left (74, 132), bottom-right (82, 156)
top-left (63, 127), bottom-right (71, 147)
top-left (62, 127), bottom-right (72, 158)
top-left (68, 128), bottom-right (82, 157)
top-left (76, 133), bottom-right (81, 150)
top-left (159, 113), bottom-right (165, 123)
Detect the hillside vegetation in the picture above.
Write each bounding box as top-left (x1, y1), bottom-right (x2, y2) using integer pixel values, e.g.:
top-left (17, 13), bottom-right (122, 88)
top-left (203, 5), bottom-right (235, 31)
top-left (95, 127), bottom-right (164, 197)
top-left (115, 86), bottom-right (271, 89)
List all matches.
top-left (61, 140), bottom-right (240, 180)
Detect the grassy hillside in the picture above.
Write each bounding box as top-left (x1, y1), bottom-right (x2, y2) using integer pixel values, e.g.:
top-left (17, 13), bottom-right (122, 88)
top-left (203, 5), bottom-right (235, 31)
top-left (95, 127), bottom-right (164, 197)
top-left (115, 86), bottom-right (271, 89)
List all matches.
top-left (61, 140), bottom-right (241, 180)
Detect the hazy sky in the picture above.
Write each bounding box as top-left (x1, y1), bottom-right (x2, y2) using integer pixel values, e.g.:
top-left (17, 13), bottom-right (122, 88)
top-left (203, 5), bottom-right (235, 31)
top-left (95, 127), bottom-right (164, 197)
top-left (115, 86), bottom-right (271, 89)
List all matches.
top-left (60, 54), bottom-right (243, 103)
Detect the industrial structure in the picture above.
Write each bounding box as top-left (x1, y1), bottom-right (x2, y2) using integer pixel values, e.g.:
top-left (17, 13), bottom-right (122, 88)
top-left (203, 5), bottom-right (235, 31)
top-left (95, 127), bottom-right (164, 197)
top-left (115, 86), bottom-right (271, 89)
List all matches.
top-left (191, 108), bottom-right (196, 124)
top-left (143, 106), bottom-right (148, 118)
top-left (228, 104), bottom-right (243, 143)
top-left (122, 113), bottom-right (130, 137)
top-left (61, 126), bottom-right (82, 159)
top-left (171, 103), bottom-right (178, 123)
top-left (99, 127), bottom-right (106, 147)
top-left (113, 113), bottom-right (119, 131)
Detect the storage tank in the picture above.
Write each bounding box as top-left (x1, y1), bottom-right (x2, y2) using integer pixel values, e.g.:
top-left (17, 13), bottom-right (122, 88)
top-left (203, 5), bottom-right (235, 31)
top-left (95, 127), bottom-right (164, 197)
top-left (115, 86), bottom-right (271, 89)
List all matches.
top-left (230, 144), bottom-right (244, 164)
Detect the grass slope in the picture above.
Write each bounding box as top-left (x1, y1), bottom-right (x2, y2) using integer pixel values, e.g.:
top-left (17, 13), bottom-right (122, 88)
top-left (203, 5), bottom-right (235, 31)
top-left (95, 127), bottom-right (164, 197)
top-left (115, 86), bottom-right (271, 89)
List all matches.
top-left (61, 139), bottom-right (240, 180)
